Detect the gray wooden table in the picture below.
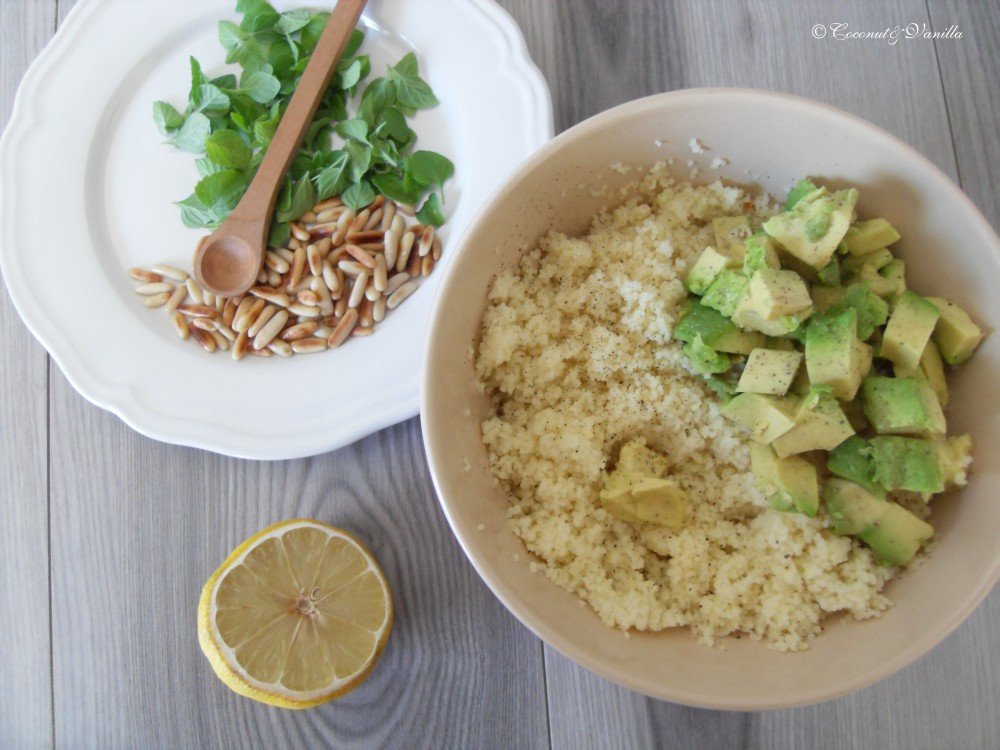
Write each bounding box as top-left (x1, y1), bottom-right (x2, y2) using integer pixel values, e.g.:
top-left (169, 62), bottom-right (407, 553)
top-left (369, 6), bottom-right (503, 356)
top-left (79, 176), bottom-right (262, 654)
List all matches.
top-left (2, 0), bottom-right (998, 748)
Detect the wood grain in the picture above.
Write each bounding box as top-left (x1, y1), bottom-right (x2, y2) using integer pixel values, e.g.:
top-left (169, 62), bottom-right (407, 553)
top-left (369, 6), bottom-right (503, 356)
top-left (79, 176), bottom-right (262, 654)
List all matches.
top-left (1, 0), bottom-right (998, 748)
top-left (0, 2), bottom-right (56, 748)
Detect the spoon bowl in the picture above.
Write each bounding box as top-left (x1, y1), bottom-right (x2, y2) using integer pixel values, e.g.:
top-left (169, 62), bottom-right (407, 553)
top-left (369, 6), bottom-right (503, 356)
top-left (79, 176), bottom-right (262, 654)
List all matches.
top-left (192, 0), bottom-right (367, 298)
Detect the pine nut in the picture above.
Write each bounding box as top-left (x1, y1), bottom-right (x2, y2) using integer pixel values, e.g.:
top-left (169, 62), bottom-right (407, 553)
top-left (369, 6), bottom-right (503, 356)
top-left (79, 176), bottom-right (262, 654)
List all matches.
top-left (386, 280), bottom-right (418, 310)
top-left (328, 308), bottom-right (358, 348)
top-left (253, 308), bottom-right (289, 350)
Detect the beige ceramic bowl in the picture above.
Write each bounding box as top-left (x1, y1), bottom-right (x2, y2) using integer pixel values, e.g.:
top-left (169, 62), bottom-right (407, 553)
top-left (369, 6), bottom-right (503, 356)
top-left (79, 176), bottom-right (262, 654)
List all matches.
top-left (420, 88), bottom-right (1000, 709)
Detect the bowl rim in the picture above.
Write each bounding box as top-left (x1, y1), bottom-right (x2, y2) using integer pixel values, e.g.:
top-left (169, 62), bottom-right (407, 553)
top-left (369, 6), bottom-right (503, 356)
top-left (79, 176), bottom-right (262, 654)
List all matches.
top-left (420, 86), bottom-right (1000, 710)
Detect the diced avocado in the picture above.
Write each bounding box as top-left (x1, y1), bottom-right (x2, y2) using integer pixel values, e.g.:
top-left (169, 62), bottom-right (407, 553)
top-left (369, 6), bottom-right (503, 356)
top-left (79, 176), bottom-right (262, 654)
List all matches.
top-left (743, 232), bottom-right (781, 275)
top-left (616, 440), bottom-right (670, 476)
top-left (731, 269), bottom-right (813, 336)
top-left (824, 478), bottom-right (932, 565)
top-left (881, 291), bottom-right (940, 373)
top-left (600, 441), bottom-right (688, 528)
top-left (934, 433), bottom-right (973, 489)
top-left (823, 477), bottom-right (889, 535)
top-left (712, 216), bottom-right (752, 259)
top-left (849, 259), bottom-right (906, 302)
top-left (840, 246), bottom-right (894, 273)
top-left (770, 386), bottom-right (855, 457)
top-left (682, 335), bottom-right (731, 376)
top-left (827, 435), bottom-right (883, 496)
top-left (878, 259), bottom-right (907, 304)
top-left (815, 257), bottom-right (841, 286)
top-left (720, 392), bottom-right (798, 444)
top-left (860, 376), bottom-right (946, 436)
top-left (869, 435), bottom-right (944, 493)
top-left (926, 296), bottom-right (985, 365)
top-left (736, 348), bottom-right (803, 396)
top-left (785, 178), bottom-right (819, 210)
top-left (763, 187), bottom-right (858, 269)
top-left (841, 218), bottom-right (901, 255)
top-left (811, 284), bottom-right (847, 312)
top-left (685, 245), bottom-right (740, 295)
top-left (804, 308), bottom-right (873, 401)
top-left (674, 301), bottom-right (765, 355)
top-left (749, 442), bottom-right (819, 516)
top-left (702, 269), bottom-right (750, 318)
top-left (824, 282), bottom-right (888, 341)
top-left (900, 340), bottom-right (948, 406)
top-left (859, 503), bottom-right (933, 566)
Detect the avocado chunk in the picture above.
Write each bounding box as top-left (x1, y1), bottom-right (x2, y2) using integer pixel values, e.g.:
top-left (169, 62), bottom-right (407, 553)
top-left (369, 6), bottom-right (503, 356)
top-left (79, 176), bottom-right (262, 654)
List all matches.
top-left (720, 392), bottom-right (798, 444)
top-left (804, 308), bottom-right (874, 401)
top-left (742, 232), bottom-right (781, 275)
top-left (770, 386), bottom-right (855, 457)
top-left (934, 433), bottom-right (973, 489)
top-left (702, 269), bottom-right (750, 318)
top-left (860, 376), bottom-right (946, 436)
top-left (712, 216), bottom-right (752, 259)
top-left (682, 335), bottom-right (731, 376)
top-left (841, 218), bottom-right (901, 255)
top-left (823, 477), bottom-right (889, 535)
top-left (822, 478), bottom-right (933, 565)
top-left (685, 245), bottom-right (740, 295)
top-left (869, 435), bottom-right (944, 493)
top-left (736, 348), bottom-right (803, 396)
top-left (731, 268), bottom-right (813, 336)
top-left (784, 178), bottom-right (819, 210)
top-left (900, 340), bottom-right (948, 407)
top-left (849, 259), bottom-right (906, 302)
top-left (926, 296), bottom-right (985, 365)
top-left (674, 300), bottom-right (764, 355)
top-left (823, 281), bottom-right (888, 340)
top-left (749, 442), bottom-right (819, 516)
top-left (841, 246), bottom-right (894, 273)
top-left (827, 435), bottom-right (883, 496)
top-left (859, 503), bottom-right (933, 567)
top-left (881, 291), bottom-right (941, 374)
top-left (763, 186), bottom-right (858, 269)
top-left (599, 441), bottom-right (688, 528)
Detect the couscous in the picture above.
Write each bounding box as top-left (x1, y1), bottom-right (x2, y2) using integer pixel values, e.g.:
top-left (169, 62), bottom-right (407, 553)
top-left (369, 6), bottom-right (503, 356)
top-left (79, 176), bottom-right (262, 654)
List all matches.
top-left (475, 165), bottom-right (897, 651)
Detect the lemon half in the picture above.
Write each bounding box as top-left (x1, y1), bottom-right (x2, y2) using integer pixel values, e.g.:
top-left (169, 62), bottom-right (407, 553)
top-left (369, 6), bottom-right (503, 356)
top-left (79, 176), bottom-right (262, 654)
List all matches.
top-left (197, 519), bottom-right (393, 708)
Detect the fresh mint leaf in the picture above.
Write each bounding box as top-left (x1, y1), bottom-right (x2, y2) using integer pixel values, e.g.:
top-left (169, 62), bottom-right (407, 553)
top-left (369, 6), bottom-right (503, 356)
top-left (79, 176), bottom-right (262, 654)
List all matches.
top-left (236, 71), bottom-right (281, 104)
top-left (374, 106), bottom-right (414, 146)
top-left (344, 139), bottom-right (372, 183)
top-left (194, 168), bottom-right (247, 210)
top-left (299, 12), bottom-right (329, 52)
top-left (313, 150), bottom-right (350, 201)
top-left (276, 8), bottom-right (310, 35)
top-left (370, 172), bottom-right (420, 205)
top-left (387, 52), bottom-right (438, 109)
top-left (406, 150), bottom-right (454, 189)
top-left (167, 112), bottom-right (212, 153)
top-left (218, 20), bottom-right (244, 51)
top-left (189, 57), bottom-right (207, 99)
top-left (268, 221), bottom-right (291, 248)
top-left (195, 156), bottom-right (228, 178)
top-left (237, 0), bottom-right (280, 32)
top-left (153, 101), bottom-right (184, 135)
top-left (205, 129), bottom-right (252, 170)
top-left (416, 192), bottom-right (445, 227)
top-left (342, 180), bottom-right (376, 212)
top-left (176, 193), bottom-right (219, 229)
top-left (194, 84), bottom-right (231, 118)
top-left (336, 117), bottom-right (370, 145)
top-left (339, 58), bottom-right (364, 92)
top-left (252, 105), bottom-right (281, 149)
top-left (276, 174), bottom-right (316, 223)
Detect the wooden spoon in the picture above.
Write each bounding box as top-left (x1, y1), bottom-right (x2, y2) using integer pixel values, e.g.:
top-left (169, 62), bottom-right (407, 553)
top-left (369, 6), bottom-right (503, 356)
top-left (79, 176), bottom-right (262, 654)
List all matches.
top-left (193, 0), bottom-right (367, 297)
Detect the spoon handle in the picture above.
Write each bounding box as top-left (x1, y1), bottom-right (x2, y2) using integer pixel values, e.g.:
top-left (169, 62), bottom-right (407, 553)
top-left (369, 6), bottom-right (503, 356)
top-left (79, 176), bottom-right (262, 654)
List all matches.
top-left (229, 0), bottom-right (367, 229)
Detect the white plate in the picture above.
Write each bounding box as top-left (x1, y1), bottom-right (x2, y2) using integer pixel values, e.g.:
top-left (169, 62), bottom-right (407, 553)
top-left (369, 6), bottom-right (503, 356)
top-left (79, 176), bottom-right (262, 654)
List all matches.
top-left (0, 0), bottom-right (552, 459)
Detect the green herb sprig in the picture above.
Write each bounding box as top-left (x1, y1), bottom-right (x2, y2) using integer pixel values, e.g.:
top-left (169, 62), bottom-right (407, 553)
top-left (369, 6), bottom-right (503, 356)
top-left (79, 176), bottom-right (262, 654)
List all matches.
top-left (153, 0), bottom-right (454, 248)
